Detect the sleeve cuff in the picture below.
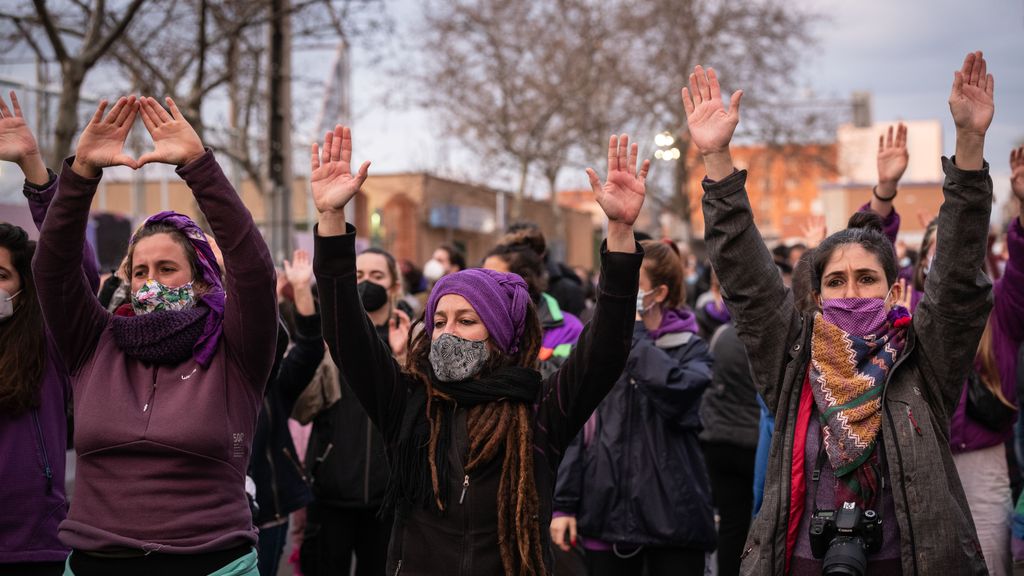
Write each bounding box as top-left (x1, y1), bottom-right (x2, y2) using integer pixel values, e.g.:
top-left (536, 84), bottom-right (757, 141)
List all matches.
top-left (58, 157), bottom-right (103, 197)
top-left (175, 148), bottom-right (219, 183)
top-left (943, 156), bottom-right (991, 184)
top-left (22, 169), bottom-right (57, 196)
top-left (551, 511), bottom-right (574, 519)
top-left (294, 311), bottom-right (323, 339)
top-left (598, 239), bottom-right (643, 298)
top-left (700, 169), bottom-right (748, 200)
top-left (313, 222), bottom-right (358, 278)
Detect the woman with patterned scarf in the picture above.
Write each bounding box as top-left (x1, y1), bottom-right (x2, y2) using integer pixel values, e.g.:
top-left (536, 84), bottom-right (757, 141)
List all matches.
top-left (33, 96), bottom-right (277, 575)
top-left (691, 52), bottom-right (995, 575)
top-left (310, 125), bottom-right (646, 575)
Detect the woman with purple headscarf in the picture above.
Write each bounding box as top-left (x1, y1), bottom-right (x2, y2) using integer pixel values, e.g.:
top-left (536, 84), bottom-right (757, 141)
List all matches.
top-left (32, 95), bottom-right (277, 575)
top-left (311, 126), bottom-right (647, 575)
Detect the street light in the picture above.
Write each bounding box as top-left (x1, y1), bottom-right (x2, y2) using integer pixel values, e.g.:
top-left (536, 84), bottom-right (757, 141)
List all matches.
top-left (654, 131), bottom-right (675, 147)
top-left (654, 131), bottom-right (679, 161)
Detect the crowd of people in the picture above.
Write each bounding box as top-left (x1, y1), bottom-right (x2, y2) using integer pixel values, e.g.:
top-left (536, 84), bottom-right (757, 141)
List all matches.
top-left (0, 50), bottom-right (1021, 576)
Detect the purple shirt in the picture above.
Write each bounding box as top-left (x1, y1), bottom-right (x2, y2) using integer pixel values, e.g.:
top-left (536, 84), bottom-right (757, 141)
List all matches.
top-left (32, 152), bottom-right (277, 553)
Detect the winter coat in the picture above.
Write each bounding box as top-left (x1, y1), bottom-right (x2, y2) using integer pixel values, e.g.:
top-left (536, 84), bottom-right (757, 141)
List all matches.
top-left (313, 224), bottom-right (641, 576)
top-left (305, 323), bottom-right (390, 509)
top-left (553, 322), bottom-right (716, 549)
top-left (0, 174), bottom-right (99, 564)
top-left (699, 323), bottom-right (760, 449)
top-left (250, 313), bottom-right (322, 526)
top-left (704, 158), bottom-right (993, 575)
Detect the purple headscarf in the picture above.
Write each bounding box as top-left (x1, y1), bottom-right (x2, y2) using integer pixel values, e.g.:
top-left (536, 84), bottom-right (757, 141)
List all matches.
top-left (132, 211), bottom-right (225, 367)
top-left (425, 268), bottom-right (530, 355)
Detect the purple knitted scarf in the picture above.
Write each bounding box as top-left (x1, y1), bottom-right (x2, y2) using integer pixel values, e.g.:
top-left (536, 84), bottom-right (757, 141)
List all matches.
top-left (111, 307), bottom-right (210, 366)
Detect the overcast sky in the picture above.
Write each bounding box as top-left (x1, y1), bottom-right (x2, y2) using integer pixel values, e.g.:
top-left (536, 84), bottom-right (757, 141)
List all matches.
top-left (343, 0), bottom-right (1024, 207)
top-left (1, 0), bottom-right (1021, 210)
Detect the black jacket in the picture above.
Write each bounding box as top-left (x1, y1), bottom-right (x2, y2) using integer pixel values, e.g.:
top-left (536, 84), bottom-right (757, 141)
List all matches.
top-left (698, 323), bottom-right (760, 448)
top-left (250, 313), bottom-right (323, 526)
top-left (313, 225), bottom-right (641, 576)
top-left (305, 324), bottom-right (390, 509)
top-left (553, 323), bottom-right (716, 549)
top-left (546, 260), bottom-right (586, 317)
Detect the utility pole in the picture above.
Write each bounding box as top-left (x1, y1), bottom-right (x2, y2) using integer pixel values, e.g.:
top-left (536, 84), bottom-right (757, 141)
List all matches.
top-left (267, 0), bottom-right (293, 261)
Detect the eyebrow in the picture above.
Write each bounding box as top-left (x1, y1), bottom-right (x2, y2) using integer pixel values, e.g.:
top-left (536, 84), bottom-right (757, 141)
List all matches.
top-left (824, 268), bottom-right (881, 277)
top-left (133, 260), bottom-right (181, 270)
top-left (434, 308), bottom-right (478, 317)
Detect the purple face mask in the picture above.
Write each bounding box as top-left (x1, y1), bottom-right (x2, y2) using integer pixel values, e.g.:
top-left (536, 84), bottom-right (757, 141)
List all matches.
top-left (820, 294), bottom-right (891, 337)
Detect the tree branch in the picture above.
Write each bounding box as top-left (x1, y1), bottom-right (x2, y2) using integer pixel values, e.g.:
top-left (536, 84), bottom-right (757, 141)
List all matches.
top-left (29, 0), bottom-right (68, 61)
top-left (82, 0), bottom-right (147, 66)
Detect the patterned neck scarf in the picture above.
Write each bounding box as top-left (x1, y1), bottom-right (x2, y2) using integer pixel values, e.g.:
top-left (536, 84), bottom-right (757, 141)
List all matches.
top-left (809, 305), bottom-right (910, 505)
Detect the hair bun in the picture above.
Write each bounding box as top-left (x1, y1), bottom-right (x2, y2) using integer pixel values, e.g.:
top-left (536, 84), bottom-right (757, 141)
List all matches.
top-left (846, 211), bottom-right (885, 234)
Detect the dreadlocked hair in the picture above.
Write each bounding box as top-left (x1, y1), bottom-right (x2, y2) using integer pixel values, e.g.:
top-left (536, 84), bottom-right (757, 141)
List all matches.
top-left (405, 302), bottom-right (547, 576)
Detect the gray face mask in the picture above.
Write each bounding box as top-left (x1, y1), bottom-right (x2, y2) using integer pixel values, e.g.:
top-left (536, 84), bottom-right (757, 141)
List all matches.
top-left (0, 288), bottom-right (21, 323)
top-left (429, 332), bottom-right (490, 382)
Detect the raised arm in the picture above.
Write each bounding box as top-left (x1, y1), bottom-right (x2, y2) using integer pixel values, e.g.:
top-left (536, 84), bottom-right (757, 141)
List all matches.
top-left (913, 51), bottom-right (995, 419)
top-left (535, 134), bottom-right (646, 457)
top-left (310, 125), bottom-right (405, 436)
top-left (685, 65), bottom-right (800, 412)
top-left (33, 97), bottom-right (139, 373)
top-left (137, 96), bottom-right (277, 386)
top-left (0, 91), bottom-right (100, 292)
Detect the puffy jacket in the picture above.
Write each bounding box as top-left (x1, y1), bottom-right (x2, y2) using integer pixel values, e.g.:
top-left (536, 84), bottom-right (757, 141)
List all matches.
top-left (553, 322), bottom-right (716, 549)
top-left (304, 323), bottom-right (389, 508)
top-left (704, 159), bottom-right (993, 575)
top-left (699, 323), bottom-right (760, 449)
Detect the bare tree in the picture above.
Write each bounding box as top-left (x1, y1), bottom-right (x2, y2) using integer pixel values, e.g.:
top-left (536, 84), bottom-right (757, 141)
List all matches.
top-left (419, 0), bottom-right (629, 221)
top-left (0, 0), bottom-right (150, 166)
top-left (615, 0), bottom-right (819, 230)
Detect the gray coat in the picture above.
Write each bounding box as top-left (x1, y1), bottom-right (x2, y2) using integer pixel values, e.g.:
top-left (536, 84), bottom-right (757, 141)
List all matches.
top-left (702, 157), bottom-right (993, 576)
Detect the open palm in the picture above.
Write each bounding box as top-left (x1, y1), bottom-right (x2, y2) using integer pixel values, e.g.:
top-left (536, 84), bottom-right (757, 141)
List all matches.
top-left (1011, 146), bottom-right (1024, 202)
top-left (311, 124), bottom-right (370, 214)
top-left (586, 134), bottom-right (648, 226)
top-left (0, 92), bottom-right (39, 163)
top-left (75, 96), bottom-right (139, 172)
top-left (138, 97), bottom-right (205, 167)
top-left (949, 51), bottom-right (994, 136)
top-left (681, 66), bottom-right (742, 155)
top-left (877, 123), bottom-right (908, 184)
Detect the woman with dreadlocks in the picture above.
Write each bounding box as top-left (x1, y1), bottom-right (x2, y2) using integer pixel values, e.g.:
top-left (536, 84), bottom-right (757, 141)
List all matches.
top-left (310, 125), bottom-right (646, 575)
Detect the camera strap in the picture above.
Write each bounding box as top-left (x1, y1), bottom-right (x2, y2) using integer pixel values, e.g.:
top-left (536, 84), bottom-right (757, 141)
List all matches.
top-left (809, 418), bottom-right (886, 525)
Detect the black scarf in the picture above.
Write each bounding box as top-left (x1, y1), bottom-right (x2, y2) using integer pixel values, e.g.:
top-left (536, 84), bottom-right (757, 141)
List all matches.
top-left (383, 366), bottom-right (542, 515)
top-left (111, 307), bottom-right (210, 365)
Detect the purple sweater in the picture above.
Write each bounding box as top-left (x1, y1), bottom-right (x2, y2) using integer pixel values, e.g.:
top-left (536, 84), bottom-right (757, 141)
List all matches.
top-left (0, 175), bottom-right (100, 564)
top-left (949, 218), bottom-right (1024, 453)
top-left (32, 152), bottom-right (277, 553)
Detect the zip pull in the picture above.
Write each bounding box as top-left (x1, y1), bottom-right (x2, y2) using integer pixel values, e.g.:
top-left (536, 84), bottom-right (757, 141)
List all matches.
top-left (459, 475), bottom-right (470, 504)
top-left (907, 407), bottom-right (923, 436)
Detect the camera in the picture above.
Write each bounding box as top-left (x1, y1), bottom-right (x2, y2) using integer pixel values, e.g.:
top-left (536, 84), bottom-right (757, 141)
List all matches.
top-left (809, 501), bottom-right (882, 576)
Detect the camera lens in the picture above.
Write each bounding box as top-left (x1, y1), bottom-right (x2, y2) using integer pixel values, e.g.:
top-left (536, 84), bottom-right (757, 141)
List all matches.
top-left (822, 537), bottom-right (868, 576)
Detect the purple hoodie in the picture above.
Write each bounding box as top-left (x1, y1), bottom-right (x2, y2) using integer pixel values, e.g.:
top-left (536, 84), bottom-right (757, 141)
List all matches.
top-left (32, 152), bottom-right (277, 553)
top-left (949, 218), bottom-right (1024, 453)
top-left (0, 175), bottom-right (100, 564)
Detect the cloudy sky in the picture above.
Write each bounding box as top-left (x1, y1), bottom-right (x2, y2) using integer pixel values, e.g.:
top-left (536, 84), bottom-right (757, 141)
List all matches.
top-left (344, 0), bottom-right (1024, 206)
top-left (0, 0), bottom-right (1021, 210)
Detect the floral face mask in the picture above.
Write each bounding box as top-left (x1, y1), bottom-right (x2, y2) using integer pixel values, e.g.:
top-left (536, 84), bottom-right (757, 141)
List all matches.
top-left (131, 279), bottom-right (196, 315)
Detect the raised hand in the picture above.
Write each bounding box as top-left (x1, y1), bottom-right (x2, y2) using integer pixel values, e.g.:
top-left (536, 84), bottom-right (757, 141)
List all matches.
top-left (949, 51), bottom-right (994, 138)
top-left (0, 91), bottom-right (48, 185)
top-left (0, 91), bottom-right (39, 163)
top-left (1011, 146), bottom-right (1024, 202)
top-left (877, 123), bottom-right (909, 189)
top-left (283, 249), bottom-right (314, 288)
top-left (586, 134), bottom-right (648, 226)
top-left (681, 66), bottom-right (743, 156)
top-left (72, 96), bottom-right (139, 177)
top-left (137, 97), bottom-right (205, 167)
top-left (311, 125), bottom-right (370, 215)
top-left (800, 215), bottom-right (827, 248)
top-left (388, 308), bottom-right (411, 361)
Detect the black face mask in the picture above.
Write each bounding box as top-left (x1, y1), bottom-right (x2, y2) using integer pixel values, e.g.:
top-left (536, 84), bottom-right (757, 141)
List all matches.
top-left (357, 280), bottom-right (389, 312)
